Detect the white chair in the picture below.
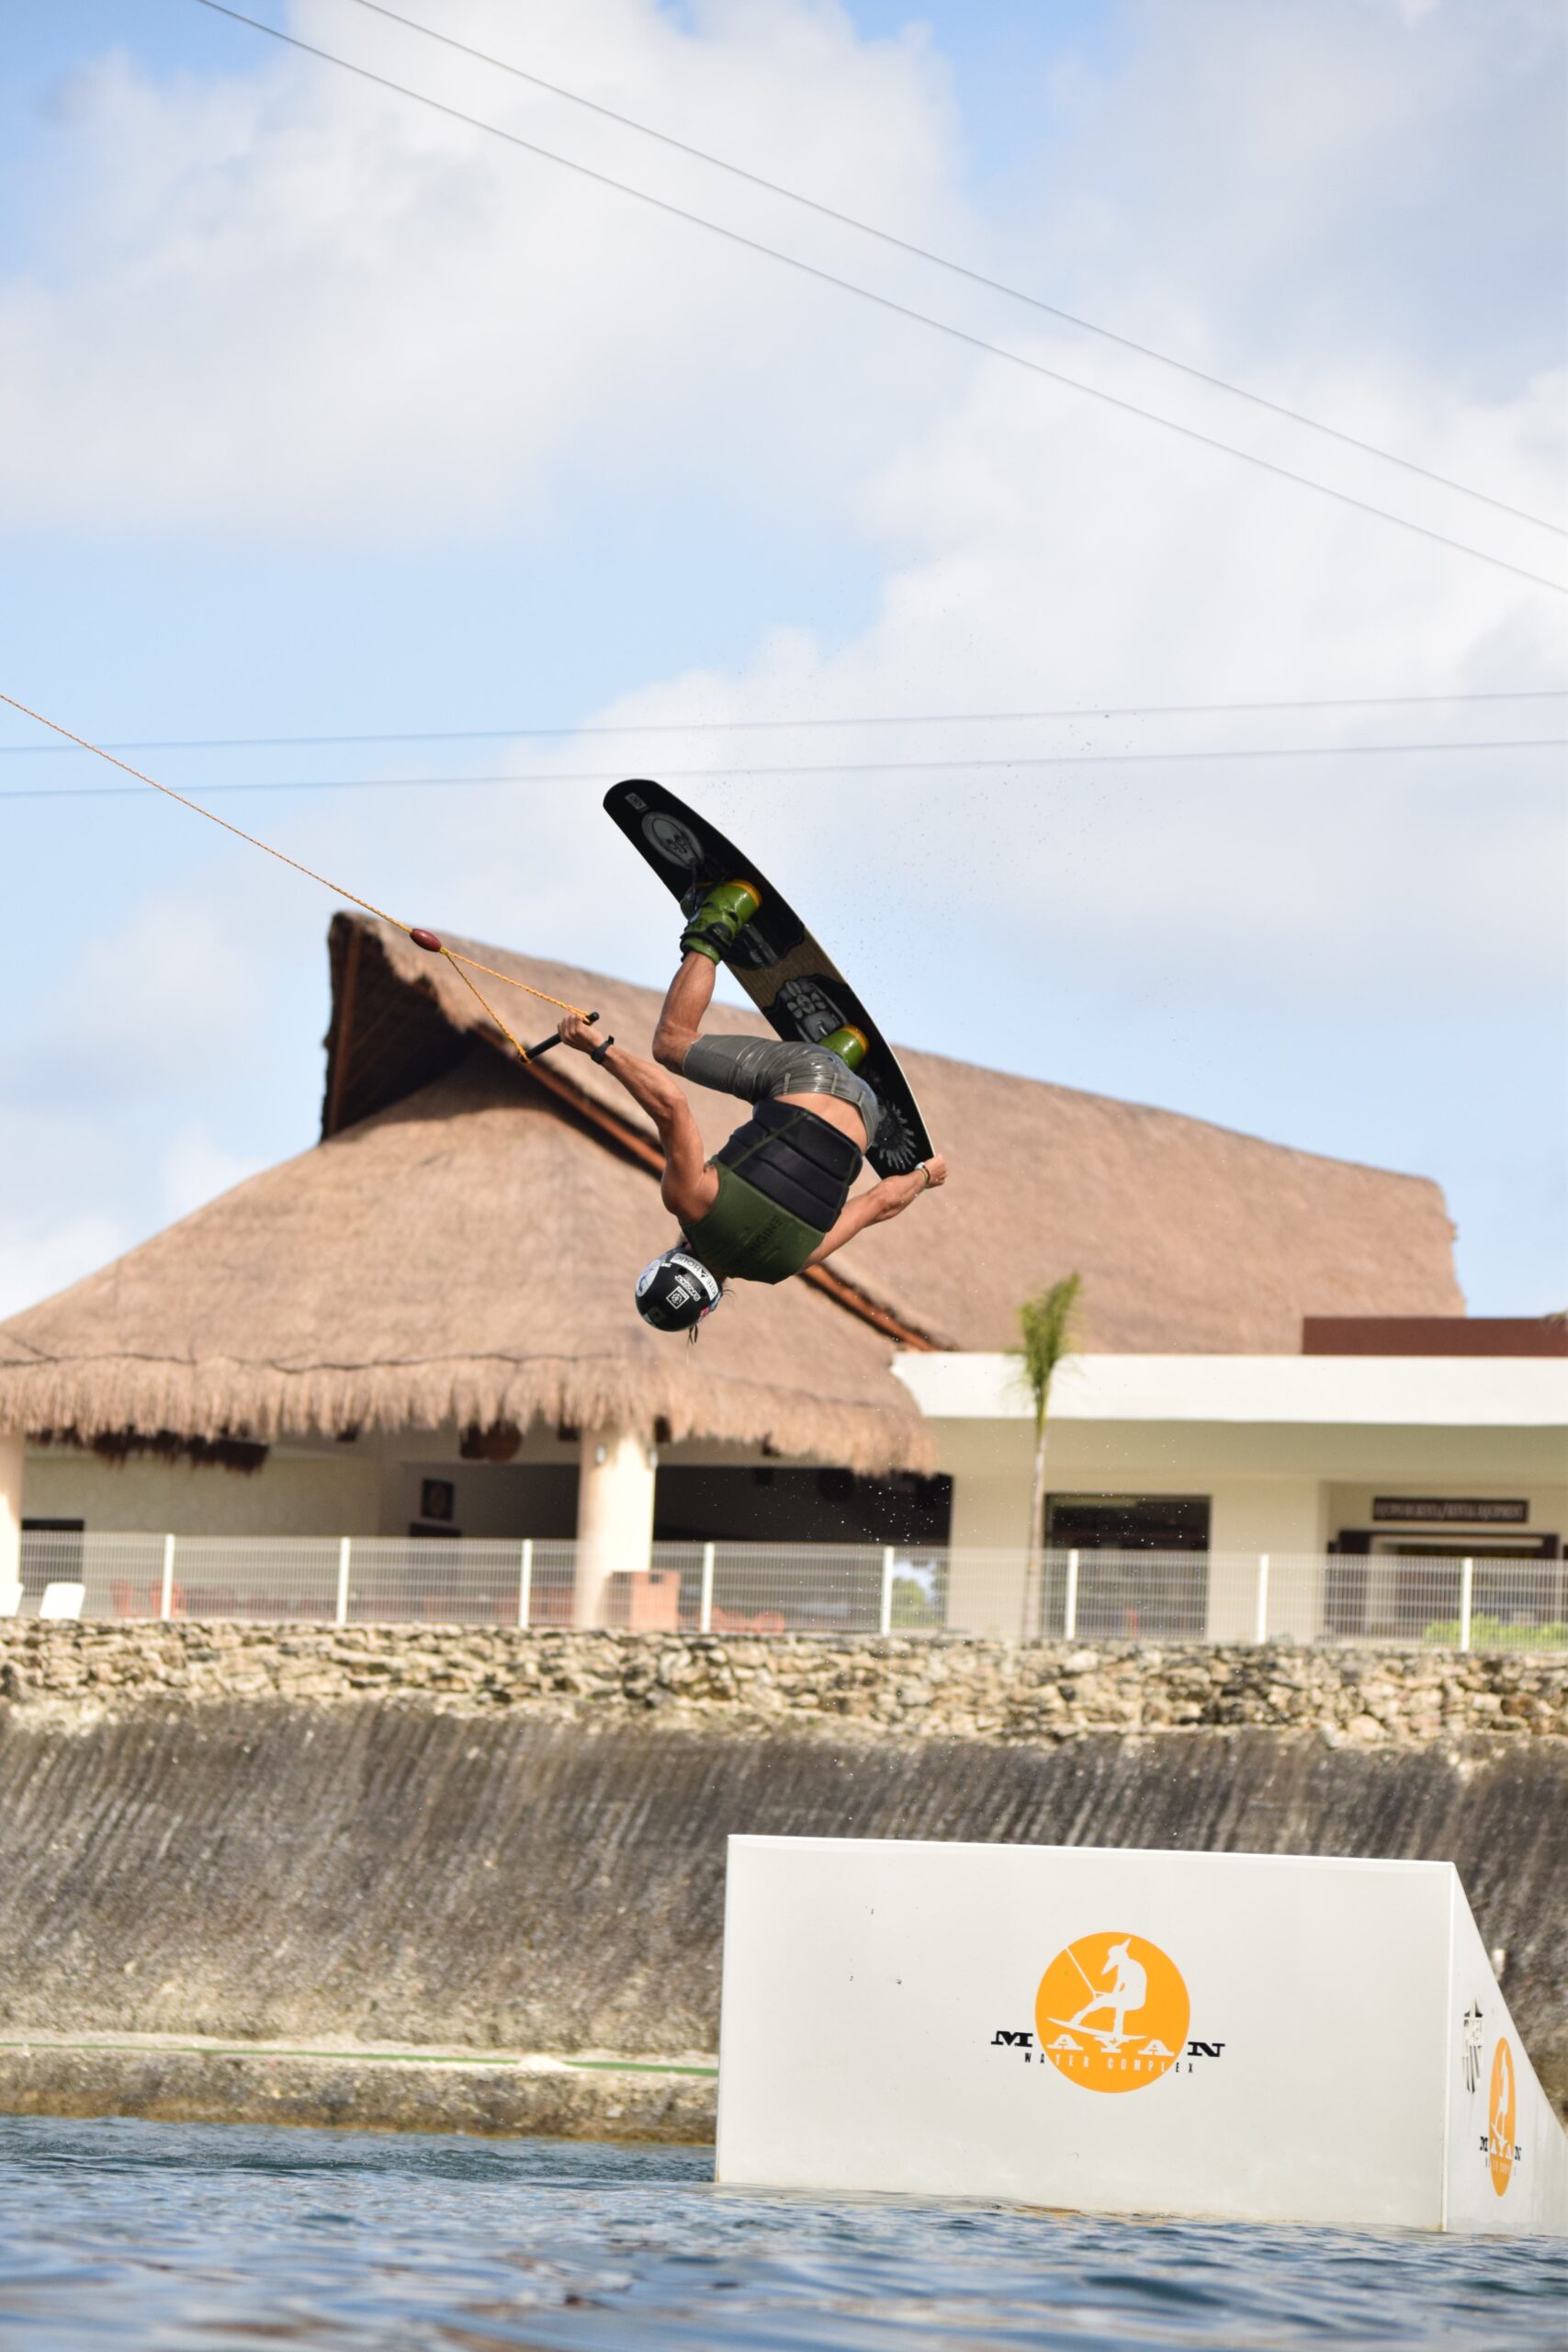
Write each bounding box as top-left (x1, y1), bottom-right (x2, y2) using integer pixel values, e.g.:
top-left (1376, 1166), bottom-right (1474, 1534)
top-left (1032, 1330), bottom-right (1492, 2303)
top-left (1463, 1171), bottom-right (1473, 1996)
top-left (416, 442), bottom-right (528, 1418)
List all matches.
top-left (39, 1581), bottom-right (85, 1622)
top-left (0, 1579), bottom-right (21, 1619)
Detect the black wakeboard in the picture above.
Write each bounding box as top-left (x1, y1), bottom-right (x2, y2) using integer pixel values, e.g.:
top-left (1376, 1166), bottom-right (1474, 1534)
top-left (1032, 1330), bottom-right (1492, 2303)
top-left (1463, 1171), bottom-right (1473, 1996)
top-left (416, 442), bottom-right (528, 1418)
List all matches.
top-left (604, 778), bottom-right (932, 1178)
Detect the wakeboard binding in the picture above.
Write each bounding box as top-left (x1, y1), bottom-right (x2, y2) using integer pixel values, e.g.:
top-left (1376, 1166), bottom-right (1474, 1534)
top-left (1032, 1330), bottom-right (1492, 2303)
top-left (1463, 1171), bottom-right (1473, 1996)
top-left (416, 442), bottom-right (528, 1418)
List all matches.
top-left (604, 778), bottom-right (934, 1177)
top-left (819, 1024), bottom-right (869, 1071)
top-left (680, 878), bottom-right (762, 964)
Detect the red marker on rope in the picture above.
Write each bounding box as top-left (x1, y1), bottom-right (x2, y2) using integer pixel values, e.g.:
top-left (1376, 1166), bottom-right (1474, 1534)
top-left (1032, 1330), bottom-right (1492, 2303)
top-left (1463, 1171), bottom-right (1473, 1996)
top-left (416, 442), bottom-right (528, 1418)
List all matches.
top-left (409, 926), bottom-right (604, 1060)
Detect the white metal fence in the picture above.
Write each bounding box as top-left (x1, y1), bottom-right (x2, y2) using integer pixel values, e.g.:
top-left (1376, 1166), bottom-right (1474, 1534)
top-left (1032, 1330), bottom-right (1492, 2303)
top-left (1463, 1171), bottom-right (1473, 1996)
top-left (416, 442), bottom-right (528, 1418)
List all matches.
top-left (7, 1533), bottom-right (1568, 1652)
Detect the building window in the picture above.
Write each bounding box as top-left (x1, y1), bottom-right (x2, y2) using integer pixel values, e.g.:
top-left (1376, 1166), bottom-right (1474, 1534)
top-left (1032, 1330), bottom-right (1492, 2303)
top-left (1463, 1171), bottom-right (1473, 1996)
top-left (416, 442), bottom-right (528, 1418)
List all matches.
top-left (1045, 1495), bottom-right (1211, 1551)
top-left (1327, 1524), bottom-right (1562, 1640)
top-left (655, 1467), bottom-right (952, 1547)
top-left (19, 1519), bottom-right (86, 1584)
top-left (1043, 1495), bottom-right (1210, 1640)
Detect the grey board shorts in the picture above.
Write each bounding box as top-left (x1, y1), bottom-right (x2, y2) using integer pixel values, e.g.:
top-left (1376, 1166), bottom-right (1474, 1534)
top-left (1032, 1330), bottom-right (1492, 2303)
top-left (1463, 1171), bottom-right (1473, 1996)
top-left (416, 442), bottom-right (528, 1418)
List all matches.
top-left (682, 1034), bottom-right (883, 1150)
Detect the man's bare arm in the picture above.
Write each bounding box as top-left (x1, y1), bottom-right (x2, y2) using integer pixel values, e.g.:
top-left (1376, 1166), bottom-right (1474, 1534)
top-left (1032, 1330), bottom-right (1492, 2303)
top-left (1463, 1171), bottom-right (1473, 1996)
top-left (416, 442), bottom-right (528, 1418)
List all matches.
top-left (556, 1014), bottom-right (717, 1223)
top-left (804, 1156), bottom-right (947, 1270)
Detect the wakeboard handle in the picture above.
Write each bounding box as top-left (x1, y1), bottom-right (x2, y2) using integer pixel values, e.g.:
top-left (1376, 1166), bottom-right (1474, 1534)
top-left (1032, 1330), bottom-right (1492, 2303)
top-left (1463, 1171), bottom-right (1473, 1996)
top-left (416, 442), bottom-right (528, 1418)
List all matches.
top-left (525, 1011), bottom-right (611, 1062)
top-left (409, 928), bottom-right (604, 1061)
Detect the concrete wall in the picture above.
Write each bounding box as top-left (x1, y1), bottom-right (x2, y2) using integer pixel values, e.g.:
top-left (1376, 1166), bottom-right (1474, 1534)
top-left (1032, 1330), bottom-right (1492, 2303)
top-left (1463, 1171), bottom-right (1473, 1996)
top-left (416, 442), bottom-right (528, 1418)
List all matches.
top-left (20, 1430), bottom-right (912, 1549)
top-left (0, 1431), bottom-right (21, 1593)
top-left (21, 1446), bottom-right (385, 1538)
top-left (385, 1458), bottom-right (578, 1540)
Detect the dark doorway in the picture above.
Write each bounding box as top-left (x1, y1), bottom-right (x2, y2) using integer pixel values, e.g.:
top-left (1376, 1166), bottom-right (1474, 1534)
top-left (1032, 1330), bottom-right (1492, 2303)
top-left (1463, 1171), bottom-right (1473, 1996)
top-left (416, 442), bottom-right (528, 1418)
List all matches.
top-left (19, 1518), bottom-right (86, 1587)
top-left (1043, 1494), bottom-right (1210, 1639)
top-left (1045, 1494), bottom-right (1211, 1550)
top-left (655, 1468), bottom-right (952, 1547)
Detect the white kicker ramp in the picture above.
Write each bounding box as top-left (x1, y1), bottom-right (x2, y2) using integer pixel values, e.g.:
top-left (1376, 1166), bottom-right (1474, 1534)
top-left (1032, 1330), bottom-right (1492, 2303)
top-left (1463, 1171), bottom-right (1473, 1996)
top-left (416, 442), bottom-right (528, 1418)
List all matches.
top-left (716, 1839), bottom-right (1567, 2234)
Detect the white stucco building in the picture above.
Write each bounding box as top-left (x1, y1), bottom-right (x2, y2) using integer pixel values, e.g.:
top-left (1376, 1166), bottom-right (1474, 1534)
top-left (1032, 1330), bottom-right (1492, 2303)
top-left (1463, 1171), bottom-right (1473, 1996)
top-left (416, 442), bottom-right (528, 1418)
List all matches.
top-left (896, 1336), bottom-right (1568, 1639)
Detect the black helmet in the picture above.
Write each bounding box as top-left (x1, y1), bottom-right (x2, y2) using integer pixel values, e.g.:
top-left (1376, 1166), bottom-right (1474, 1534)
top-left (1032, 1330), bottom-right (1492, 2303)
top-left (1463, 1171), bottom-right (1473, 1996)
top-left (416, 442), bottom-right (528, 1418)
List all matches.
top-left (635, 1247), bottom-right (723, 1333)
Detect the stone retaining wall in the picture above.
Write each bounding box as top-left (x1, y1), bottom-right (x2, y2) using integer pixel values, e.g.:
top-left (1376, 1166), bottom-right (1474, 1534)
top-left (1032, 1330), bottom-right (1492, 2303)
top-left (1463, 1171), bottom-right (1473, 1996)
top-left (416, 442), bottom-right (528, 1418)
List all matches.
top-left (2, 1620), bottom-right (1565, 1744)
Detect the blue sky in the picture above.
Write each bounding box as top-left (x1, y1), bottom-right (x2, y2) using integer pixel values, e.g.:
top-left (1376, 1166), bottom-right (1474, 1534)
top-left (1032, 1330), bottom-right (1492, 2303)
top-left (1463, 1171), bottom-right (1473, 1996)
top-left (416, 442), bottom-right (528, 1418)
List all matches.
top-left (0, 0), bottom-right (1563, 1321)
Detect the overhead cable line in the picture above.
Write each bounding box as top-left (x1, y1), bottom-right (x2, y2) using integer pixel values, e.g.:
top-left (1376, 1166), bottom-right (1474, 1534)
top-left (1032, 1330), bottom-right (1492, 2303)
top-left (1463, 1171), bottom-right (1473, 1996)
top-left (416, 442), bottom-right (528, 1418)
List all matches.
top-left (333, 0), bottom-right (1565, 541)
top-left (6, 738), bottom-right (1562, 802)
top-left (3, 685), bottom-right (1563, 759)
top-left (0, 689), bottom-right (594, 1054)
top-left (191, 0), bottom-right (1568, 599)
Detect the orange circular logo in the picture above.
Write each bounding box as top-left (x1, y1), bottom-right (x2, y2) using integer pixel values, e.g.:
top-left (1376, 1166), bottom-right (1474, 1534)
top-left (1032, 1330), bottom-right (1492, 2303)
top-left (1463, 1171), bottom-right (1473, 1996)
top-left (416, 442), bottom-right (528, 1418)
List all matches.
top-left (1488, 2037), bottom-right (1517, 2197)
top-left (1035, 1930), bottom-right (1190, 2094)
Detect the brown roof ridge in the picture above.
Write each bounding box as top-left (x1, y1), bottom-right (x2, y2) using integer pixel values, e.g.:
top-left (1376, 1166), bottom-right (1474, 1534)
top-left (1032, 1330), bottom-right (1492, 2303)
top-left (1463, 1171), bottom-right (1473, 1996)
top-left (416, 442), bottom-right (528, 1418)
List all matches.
top-left (386, 920), bottom-right (1452, 1193)
top-left (326, 916), bottom-right (952, 1352)
top-left (0, 1054), bottom-right (932, 1470)
top-left (518, 1013), bottom-right (949, 1353)
top-left (315, 912), bottom-right (1462, 1358)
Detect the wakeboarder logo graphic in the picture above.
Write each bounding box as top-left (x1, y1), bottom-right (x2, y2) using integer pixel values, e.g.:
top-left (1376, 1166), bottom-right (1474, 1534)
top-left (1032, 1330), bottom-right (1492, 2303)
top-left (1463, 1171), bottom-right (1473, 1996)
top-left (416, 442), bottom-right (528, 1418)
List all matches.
top-left (776, 977), bottom-right (848, 1038)
top-left (1486, 2036), bottom-right (1518, 2197)
top-left (641, 810), bottom-right (704, 869)
top-left (1034, 1931), bottom-right (1191, 2094)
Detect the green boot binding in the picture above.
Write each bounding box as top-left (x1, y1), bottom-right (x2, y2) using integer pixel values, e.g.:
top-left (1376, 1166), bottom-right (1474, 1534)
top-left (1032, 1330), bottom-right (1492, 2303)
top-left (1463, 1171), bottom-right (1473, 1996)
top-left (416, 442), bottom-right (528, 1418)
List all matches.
top-left (819, 1024), bottom-right (869, 1070)
top-left (680, 878), bottom-right (761, 964)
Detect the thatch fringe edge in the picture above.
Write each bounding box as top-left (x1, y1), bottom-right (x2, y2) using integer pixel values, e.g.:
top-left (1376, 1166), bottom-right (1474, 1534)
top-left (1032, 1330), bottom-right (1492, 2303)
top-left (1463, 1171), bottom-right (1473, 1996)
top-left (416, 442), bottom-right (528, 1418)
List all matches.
top-left (0, 1355), bottom-right (932, 1478)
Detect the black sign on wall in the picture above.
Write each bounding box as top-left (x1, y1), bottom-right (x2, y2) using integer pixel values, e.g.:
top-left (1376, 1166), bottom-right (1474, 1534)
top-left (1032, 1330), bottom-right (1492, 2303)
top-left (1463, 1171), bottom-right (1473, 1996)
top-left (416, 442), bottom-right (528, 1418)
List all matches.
top-left (1371, 1498), bottom-right (1529, 1525)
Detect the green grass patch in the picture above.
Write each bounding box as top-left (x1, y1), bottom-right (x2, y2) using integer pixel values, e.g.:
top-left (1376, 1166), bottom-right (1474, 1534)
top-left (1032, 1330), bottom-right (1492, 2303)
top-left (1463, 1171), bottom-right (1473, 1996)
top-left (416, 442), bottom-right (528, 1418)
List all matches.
top-left (1421, 1612), bottom-right (1568, 1654)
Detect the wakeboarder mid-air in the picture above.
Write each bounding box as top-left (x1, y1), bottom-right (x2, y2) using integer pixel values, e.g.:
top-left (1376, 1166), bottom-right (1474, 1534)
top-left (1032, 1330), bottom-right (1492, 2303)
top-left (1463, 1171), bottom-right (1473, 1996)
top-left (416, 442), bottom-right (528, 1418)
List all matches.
top-left (559, 783), bottom-right (948, 1335)
top-left (557, 891), bottom-right (946, 1333)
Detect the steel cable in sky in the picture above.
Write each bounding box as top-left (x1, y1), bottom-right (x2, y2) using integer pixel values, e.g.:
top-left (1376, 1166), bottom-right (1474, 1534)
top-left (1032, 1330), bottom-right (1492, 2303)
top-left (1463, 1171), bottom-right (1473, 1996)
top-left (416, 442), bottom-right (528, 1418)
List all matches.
top-left (191, 0), bottom-right (1568, 599)
top-left (2, 685), bottom-right (1564, 759)
top-left (331, 0), bottom-right (1566, 541)
top-left (5, 736), bottom-right (1562, 801)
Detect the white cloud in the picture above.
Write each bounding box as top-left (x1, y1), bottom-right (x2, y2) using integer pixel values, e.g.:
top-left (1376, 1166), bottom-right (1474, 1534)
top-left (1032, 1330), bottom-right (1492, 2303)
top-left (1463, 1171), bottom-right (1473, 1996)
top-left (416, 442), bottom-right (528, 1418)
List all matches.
top-left (431, 314), bottom-right (1562, 1016)
top-left (0, 1214), bottom-right (125, 1321)
top-left (25, 886), bottom-right (284, 1094)
top-left (0, 0), bottom-right (967, 540)
top-left (0, 0), bottom-right (1561, 1312)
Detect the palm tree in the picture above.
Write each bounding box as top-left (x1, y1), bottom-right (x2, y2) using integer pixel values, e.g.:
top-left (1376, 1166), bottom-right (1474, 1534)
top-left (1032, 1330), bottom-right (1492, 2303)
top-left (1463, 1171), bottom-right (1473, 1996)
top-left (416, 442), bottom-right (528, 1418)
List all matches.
top-left (1016, 1272), bottom-right (1082, 1566)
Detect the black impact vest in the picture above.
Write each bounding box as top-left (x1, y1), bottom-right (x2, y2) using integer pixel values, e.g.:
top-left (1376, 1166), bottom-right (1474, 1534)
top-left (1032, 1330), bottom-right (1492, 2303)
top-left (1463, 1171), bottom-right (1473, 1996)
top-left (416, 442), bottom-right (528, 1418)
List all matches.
top-left (718, 1097), bottom-right (863, 1224)
top-left (682, 1099), bottom-right (864, 1283)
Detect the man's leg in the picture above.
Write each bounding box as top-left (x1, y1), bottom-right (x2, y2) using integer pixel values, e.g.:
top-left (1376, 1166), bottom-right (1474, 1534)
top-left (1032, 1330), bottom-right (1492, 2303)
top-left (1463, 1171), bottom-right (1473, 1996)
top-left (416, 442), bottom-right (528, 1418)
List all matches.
top-left (653, 876), bottom-right (761, 1069)
top-left (652, 951), bottom-right (718, 1071)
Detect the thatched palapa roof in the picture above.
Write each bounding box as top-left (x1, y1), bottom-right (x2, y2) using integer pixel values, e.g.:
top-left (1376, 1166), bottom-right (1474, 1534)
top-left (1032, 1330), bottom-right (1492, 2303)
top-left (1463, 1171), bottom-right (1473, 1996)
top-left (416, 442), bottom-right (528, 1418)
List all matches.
top-left (0, 910), bottom-right (1462, 1468)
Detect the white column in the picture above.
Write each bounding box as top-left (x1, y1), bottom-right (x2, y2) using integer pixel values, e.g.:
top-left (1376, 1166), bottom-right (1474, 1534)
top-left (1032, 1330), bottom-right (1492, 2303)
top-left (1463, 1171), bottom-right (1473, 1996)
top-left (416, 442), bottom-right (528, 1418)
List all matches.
top-left (0, 1430), bottom-right (23, 1597)
top-left (575, 1426), bottom-right (656, 1628)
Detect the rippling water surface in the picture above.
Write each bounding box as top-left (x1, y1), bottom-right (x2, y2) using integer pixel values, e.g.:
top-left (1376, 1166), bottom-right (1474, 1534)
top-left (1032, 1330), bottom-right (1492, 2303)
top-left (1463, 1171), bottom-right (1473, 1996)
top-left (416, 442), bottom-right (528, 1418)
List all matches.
top-left (0, 2116), bottom-right (1562, 2350)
